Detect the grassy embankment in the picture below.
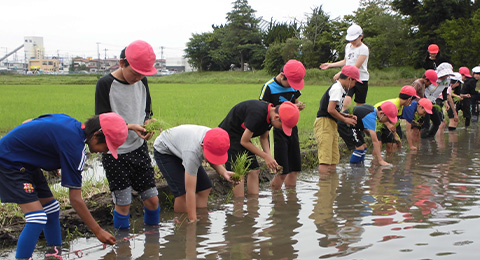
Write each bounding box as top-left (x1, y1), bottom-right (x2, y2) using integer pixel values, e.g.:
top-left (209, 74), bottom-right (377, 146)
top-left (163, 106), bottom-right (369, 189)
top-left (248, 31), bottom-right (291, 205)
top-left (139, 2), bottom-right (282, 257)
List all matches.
top-left (0, 67), bottom-right (422, 225)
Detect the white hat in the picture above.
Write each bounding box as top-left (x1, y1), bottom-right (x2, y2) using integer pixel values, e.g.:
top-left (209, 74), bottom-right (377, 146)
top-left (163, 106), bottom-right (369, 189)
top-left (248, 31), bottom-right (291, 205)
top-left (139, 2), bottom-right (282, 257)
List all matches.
top-left (346, 24), bottom-right (363, 41)
top-left (436, 62), bottom-right (454, 78)
top-left (451, 72), bottom-right (463, 83)
top-left (472, 66), bottom-right (480, 74)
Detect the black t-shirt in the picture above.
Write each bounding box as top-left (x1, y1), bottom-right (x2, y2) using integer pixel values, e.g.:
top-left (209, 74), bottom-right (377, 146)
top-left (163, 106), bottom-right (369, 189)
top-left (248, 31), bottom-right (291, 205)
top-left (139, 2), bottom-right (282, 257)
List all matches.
top-left (219, 100), bottom-right (272, 138)
top-left (423, 56), bottom-right (447, 70)
top-left (461, 77), bottom-right (478, 95)
top-left (342, 104), bottom-right (376, 130)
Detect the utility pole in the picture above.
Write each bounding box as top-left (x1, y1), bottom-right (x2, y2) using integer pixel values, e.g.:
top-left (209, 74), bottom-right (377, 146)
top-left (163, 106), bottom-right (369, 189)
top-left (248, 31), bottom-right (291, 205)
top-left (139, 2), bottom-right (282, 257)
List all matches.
top-left (96, 42), bottom-right (100, 72)
top-left (104, 48), bottom-right (108, 74)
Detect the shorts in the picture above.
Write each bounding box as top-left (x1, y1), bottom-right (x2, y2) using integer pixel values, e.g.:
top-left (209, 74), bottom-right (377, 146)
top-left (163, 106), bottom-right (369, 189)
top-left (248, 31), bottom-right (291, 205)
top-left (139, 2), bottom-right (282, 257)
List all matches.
top-left (347, 80), bottom-right (368, 104)
top-left (153, 151), bottom-right (212, 198)
top-left (102, 142), bottom-right (156, 193)
top-left (377, 123), bottom-right (403, 143)
top-left (273, 126), bottom-right (301, 174)
top-left (0, 165), bottom-right (53, 204)
top-left (314, 117), bottom-right (339, 165)
top-left (224, 135), bottom-right (260, 172)
top-left (337, 123), bottom-right (365, 150)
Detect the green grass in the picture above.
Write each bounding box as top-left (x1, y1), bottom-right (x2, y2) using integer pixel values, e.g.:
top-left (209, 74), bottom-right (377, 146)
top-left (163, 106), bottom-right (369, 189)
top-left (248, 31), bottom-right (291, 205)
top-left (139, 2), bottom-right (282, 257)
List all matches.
top-left (0, 83), bottom-right (403, 135)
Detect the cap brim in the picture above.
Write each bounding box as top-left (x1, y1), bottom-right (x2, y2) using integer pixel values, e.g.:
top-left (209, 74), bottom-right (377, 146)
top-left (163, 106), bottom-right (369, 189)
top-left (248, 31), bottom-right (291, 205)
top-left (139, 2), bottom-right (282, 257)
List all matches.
top-left (355, 78), bottom-right (363, 83)
top-left (289, 79), bottom-right (304, 90)
top-left (131, 66), bottom-right (158, 76)
top-left (346, 34), bottom-right (360, 41)
top-left (425, 109), bottom-right (432, 114)
top-left (282, 126), bottom-right (293, 136)
top-left (204, 149), bottom-right (228, 165)
top-left (106, 138), bottom-right (119, 159)
top-left (388, 116), bottom-right (398, 124)
top-left (431, 81), bottom-right (438, 86)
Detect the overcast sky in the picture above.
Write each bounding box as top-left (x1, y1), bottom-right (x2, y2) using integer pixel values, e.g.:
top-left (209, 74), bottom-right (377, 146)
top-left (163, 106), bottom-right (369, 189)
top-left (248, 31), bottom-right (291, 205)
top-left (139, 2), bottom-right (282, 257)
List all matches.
top-left (0, 0), bottom-right (359, 61)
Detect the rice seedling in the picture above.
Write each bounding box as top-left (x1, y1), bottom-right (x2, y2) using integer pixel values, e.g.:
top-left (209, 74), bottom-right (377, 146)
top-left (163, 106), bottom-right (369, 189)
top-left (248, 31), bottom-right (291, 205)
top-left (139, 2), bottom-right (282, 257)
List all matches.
top-left (231, 151), bottom-right (253, 183)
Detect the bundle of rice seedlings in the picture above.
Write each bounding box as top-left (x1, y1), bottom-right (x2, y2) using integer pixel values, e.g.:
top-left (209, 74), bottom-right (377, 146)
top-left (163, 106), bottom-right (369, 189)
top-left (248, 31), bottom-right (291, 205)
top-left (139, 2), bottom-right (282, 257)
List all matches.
top-left (144, 119), bottom-right (162, 133)
top-left (231, 151), bottom-right (252, 184)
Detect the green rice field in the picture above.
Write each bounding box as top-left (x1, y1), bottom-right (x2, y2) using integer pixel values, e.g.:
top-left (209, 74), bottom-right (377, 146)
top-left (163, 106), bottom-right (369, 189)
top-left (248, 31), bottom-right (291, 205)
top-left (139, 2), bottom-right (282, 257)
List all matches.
top-left (0, 83), bottom-right (403, 135)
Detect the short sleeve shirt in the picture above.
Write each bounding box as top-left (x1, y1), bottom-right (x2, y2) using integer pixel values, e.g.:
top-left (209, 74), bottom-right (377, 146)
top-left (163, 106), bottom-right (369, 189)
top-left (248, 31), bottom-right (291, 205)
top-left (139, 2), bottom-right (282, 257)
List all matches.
top-left (219, 100), bottom-right (272, 139)
top-left (0, 114), bottom-right (86, 188)
top-left (345, 43), bottom-right (369, 81)
top-left (153, 125), bottom-right (209, 176)
top-left (316, 81), bottom-right (347, 120)
top-left (259, 77), bottom-right (301, 106)
top-left (401, 101), bottom-right (418, 123)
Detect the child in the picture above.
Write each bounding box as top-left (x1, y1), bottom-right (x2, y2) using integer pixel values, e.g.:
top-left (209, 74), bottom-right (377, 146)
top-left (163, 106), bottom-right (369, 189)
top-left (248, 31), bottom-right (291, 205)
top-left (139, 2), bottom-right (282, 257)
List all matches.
top-left (374, 85), bottom-right (417, 152)
top-left (412, 69), bottom-right (438, 99)
top-left (0, 113), bottom-right (129, 259)
top-left (95, 40), bottom-right (160, 229)
top-left (422, 62), bottom-right (456, 138)
top-left (401, 98), bottom-right (433, 150)
top-left (153, 126), bottom-right (234, 223)
top-left (460, 66), bottom-right (480, 124)
top-left (314, 65), bottom-right (361, 174)
top-left (337, 101), bottom-right (398, 166)
top-left (446, 73), bottom-right (464, 130)
top-left (423, 44), bottom-right (447, 70)
top-left (259, 59), bottom-right (305, 189)
top-left (320, 24), bottom-right (369, 108)
top-left (219, 100), bottom-right (300, 197)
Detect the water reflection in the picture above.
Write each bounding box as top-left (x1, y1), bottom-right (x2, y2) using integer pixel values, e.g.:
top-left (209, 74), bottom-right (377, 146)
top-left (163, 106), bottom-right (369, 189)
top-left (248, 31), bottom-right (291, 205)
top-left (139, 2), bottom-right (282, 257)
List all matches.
top-left (5, 129), bottom-right (480, 259)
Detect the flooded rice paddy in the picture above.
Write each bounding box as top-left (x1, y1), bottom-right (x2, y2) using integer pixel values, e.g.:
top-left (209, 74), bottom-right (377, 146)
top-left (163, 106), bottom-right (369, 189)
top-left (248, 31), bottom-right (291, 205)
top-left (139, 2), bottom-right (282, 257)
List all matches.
top-left (4, 127), bottom-right (480, 259)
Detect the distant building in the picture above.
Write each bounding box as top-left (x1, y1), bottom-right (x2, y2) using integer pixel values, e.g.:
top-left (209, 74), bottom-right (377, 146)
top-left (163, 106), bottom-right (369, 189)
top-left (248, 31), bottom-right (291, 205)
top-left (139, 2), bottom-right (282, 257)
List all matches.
top-left (166, 57), bottom-right (193, 72)
top-left (24, 36), bottom-right (44, 60)
top-left (28, 58), bottom-right (59, 73)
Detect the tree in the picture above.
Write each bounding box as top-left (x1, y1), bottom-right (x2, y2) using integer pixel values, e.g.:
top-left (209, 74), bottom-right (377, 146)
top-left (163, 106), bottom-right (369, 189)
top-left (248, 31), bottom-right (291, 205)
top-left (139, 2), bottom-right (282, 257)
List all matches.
top-left (391, 0), bottom-right (478, 67)
top-left (302, 6), bottom-right (342, 67)
top-left (222, 0), bottom-right (266, 70)
top-left (437, 8), bottom-right (480, 68)
top-left (263, 20), bottom-right (300, 47)
top-left (345, 0), bottom-right (415, 68)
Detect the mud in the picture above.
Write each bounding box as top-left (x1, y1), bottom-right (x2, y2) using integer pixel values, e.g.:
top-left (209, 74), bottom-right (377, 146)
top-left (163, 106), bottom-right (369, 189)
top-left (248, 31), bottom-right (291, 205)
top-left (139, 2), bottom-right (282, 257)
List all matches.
top-left (0, 145), bottom-right (339, 248)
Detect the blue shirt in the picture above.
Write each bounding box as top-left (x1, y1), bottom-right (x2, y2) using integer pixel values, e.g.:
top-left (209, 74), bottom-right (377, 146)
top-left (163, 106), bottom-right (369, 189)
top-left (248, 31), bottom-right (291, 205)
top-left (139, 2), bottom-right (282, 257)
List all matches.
top-left (0, 114), bottom-right (86, 188)
top-left (259, 77), bottom-right (301, 106)
top-left (401, 101), bottom-right (418, 124)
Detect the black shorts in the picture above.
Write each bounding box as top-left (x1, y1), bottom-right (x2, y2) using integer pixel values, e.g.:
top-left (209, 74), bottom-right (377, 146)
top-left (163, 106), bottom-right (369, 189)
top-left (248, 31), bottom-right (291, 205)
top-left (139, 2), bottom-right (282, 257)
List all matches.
top-left (224, 135), bottom-right (260, 172)
top-left (102, 142), bottom-right (156, 192)
top-left (376, 123), bottom-right (403, 144)
top-left (273, 126), bottom-right (301, 175)
top-left (0, 165), bottom-right (53, 204)
top-left (337, 123), bottom-right (365, 150)
top-left (347, 81), bottom-right (368, 104)
top-left (153, 151), bottom-right (212, 198)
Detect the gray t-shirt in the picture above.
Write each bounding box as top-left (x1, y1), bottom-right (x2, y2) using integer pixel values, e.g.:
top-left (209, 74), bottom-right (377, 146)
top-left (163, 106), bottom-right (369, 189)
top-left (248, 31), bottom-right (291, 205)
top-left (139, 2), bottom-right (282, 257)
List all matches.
top-left (153, 125), bottom-right (209, 176)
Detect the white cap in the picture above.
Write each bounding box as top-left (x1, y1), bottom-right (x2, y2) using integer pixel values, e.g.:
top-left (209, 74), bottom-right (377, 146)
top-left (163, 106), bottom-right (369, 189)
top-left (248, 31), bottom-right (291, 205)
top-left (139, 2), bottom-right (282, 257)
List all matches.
top-left (436, 62), bottom-right (454, 78)
top-left (451, 72), bottom-right (463, 83)
top-left (472, 66), bottom-right (480, 74)
top-left (346, 24), bottom-right (363, 41)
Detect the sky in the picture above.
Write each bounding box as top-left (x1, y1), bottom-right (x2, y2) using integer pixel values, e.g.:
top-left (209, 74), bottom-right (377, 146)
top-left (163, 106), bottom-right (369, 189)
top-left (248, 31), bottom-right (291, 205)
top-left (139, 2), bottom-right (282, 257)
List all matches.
top-left (0, 0), bottom-right (359, 62)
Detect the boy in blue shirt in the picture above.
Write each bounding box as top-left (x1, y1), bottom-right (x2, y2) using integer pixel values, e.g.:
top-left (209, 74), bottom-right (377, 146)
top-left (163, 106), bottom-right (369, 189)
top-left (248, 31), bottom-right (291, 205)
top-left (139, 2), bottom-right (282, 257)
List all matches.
top-left (401, 98), bottom-right (433, 151)
top-left (0, 113), bottom-right (130, 259)
top-left (337, 102), bottom-right (398, 166)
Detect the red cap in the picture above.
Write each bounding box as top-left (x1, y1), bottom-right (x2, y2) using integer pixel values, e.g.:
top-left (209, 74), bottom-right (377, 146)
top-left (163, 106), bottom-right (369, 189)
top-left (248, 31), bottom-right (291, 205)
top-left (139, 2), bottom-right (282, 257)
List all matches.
top-left (283, 59), bottom-right (306, 90)
top-left (459, 66), bottom-right (472, 77)
top-left (400, 85), bottom-right (419, 98)
top-left (99, 112), bottom-right (128, 159)
top-left (428, 44), bottom-right (439, 54)
top-left (341, 65), bottom-right (362, 83)
top-left (380, 101), bottom-right (398, 124)
top-left (203, 128), bottom-right (230, 165)
top-left (424, 69), bottom-right (438, 86)
top-left (418, 98), bottom-right (433, 114)
top-left (278, 101), bottom-right (300, 136)
top-left (125, 40), bottom-right (157, 76)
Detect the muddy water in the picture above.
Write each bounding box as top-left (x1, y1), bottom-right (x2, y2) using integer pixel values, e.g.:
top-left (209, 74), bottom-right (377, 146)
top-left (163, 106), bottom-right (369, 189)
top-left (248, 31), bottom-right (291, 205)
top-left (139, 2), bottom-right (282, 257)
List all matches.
top-left (5, 128), bottom-right (480, 259)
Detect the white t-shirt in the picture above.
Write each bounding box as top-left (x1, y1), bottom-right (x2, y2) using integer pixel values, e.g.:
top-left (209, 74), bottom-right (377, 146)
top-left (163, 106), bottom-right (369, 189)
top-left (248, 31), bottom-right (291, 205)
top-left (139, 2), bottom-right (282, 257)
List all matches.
top-left (345, 43), bottom-right (369, 81)
top-left (329, 81), bottom-right (347, 111)
top-left (153, 124), bottom-right (209, 176)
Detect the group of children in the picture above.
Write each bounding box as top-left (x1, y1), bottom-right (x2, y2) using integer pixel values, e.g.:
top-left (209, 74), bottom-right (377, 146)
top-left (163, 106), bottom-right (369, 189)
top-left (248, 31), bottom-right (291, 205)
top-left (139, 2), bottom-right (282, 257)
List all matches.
top-left (2, 33), bottom-right (480, 259)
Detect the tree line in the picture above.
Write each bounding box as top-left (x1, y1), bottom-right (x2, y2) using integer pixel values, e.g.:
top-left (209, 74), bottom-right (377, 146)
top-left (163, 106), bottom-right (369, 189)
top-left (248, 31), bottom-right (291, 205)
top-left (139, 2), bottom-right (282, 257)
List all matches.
top-left (184, 0), bottom-right (480, 74)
